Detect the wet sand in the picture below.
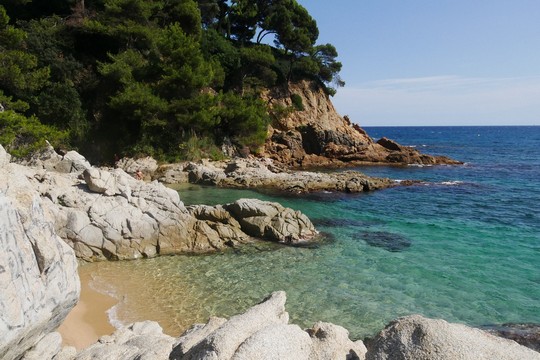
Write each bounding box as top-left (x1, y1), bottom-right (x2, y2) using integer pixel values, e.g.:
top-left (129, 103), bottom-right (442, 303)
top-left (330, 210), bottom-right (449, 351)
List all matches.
top-left (58, 267), bottom-right (117, 350)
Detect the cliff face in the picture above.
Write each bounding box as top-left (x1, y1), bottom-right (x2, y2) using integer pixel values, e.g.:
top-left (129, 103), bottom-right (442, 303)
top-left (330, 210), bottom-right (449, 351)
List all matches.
top-left (0, 191), bottom-right (79, 360)
top-left (262, 81), bottom-right (460, 167)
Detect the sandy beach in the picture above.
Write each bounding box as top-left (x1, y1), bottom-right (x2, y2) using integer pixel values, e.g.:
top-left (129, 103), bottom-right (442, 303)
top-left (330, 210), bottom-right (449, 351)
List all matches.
top-left (58, 266), bottom-right (117, 350)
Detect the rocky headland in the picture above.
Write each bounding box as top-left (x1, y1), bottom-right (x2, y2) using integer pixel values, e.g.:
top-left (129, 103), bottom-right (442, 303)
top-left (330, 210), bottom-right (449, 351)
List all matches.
top-left (260, 81), bottom-right (461, 168)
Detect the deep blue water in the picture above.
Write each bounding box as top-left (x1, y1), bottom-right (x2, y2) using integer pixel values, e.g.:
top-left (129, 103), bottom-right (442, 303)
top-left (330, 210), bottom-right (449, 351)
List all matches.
top-left (87, 126), bottom-right (540, 339)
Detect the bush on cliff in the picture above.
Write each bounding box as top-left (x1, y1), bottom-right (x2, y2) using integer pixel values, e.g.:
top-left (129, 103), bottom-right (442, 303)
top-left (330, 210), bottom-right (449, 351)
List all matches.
top-left (0, 110), bottom-right (67, 158)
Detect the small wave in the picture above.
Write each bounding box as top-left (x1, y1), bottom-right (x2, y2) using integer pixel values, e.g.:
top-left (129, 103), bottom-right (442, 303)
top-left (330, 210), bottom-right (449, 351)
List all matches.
top-left (440, 181), bottom-right (464, 186)
top-left (107, 302), bottom-right (126, 329)
top-left (88, 274), bottom-right (124, 329)
top-left (408, 164), bottom-right (433, 168)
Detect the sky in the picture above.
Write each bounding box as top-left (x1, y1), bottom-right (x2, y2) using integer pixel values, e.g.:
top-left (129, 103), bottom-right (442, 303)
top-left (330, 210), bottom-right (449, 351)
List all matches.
top-left (297, 0), bottom-right (540, 126)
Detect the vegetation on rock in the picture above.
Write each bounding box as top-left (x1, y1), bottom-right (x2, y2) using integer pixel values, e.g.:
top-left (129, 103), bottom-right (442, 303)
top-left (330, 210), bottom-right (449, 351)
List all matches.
top-left (0, 0), bottom-right (343, 162)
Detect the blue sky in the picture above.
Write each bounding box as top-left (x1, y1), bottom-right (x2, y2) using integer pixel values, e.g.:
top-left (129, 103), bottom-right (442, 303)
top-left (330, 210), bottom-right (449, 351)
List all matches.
top-left (297, 0), bottom-right (540, 126)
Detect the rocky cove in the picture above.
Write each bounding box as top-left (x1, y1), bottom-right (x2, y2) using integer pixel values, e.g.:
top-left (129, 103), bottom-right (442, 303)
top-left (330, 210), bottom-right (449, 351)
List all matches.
top-left (1, 142), bottom-right (539, 360)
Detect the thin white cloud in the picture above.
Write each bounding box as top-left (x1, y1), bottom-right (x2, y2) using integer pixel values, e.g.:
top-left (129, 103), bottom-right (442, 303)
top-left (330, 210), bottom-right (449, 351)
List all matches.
top-left (332, 75), bottom-right (540, 125)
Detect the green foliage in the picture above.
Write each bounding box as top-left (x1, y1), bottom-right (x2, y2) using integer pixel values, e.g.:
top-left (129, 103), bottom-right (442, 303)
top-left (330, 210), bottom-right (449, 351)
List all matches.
top-left (290, 93), bottom-right (304, 111)
top-left (177, 131), bottom-right (225, 161)
top-left (33, 83), bottom-right (87, 136)
top-left (0, 90), bottom-right (29, 112)
top-left (218, 92), bottom-right (270, 150)
top-left (155, 23), bottom-right (214, 98)
top-left (0, 110), bottom-right (67, 158)
top-left (0, 0), bottom-right (344, 161)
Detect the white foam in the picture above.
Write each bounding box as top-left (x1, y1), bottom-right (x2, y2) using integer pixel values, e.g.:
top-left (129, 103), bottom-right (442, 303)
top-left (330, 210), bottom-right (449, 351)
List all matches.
top-left (440, 181), bottom-right (464, 186)
top-left (107, 302), bottom-right (126, 329)
top-left (88, 275), bottom-right (124, 329)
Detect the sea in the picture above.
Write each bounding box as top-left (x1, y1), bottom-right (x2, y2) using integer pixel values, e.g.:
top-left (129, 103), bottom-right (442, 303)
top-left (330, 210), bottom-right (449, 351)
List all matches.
top-left (82, 126), bottom-right (540, 340)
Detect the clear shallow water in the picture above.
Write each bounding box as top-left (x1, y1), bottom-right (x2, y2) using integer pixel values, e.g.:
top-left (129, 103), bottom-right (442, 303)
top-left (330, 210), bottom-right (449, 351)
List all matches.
top-left (83, 126), bottom-right (540, 340)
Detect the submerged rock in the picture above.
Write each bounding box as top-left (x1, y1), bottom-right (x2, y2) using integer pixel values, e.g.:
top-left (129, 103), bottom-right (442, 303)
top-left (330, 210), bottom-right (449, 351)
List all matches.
top-left (482, 323), bottom-right (540, 353)
top-left (359, 231), bottom-right (412, 252)
top-left (366, 315), bottom-right (540, 360)
top-left (313, 217), bottom-right (376, 228)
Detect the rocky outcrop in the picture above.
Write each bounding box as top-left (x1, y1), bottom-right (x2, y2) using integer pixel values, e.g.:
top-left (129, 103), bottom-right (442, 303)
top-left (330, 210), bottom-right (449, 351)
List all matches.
top-left (223, 198), bottom-right (317, 243)
top-left (76, 292), bottom-right (362, 360)
top-left (307, 321), bottom-right (368, 360)
top-left (74, 321), bottom-right (175, 360)
top-left (1, 146), bottom-right (318, 261)
top-left (80, 292), bottom-right (538, 359)
top-left (17, 142), bottom-right (91, 173)
top-left (262, 81), bottom-right (460, 167)
top-left (181, 158), bottom-right (399, 193)
top-left (170, 291), bottom-right (366, 360)
top-left (366, 315), bottom-right (540, 360)
top-left (187, 198), bottom-right (318, 246)
top-left (0, 193), bottom-right (79, 360)
top-left (115, 156), bottom-right (159, 181)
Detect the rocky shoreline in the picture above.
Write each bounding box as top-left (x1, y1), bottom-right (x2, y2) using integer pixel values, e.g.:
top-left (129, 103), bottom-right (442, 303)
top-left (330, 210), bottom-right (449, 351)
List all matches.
top-left (260, 81), bottom-right (462, 169)
top-left (1, 144), bottom-right (539, 359)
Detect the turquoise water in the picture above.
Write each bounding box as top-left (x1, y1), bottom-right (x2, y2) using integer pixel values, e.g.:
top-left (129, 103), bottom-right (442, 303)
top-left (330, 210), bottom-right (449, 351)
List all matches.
top-left (86, 126), bottom-right (540, 339)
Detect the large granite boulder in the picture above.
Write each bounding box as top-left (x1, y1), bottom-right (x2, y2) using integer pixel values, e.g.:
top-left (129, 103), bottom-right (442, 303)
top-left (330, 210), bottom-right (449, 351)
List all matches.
top-left (15, 143), bottom-right (91, 173)
top-left (75, 321), bottom-right (175, 360)
top-left (366, 314), bottom-right (540, 360)
top-left (187, 204), bottom-right (250, 249)
top-left (230, 324), bottom-right (313, 360)
top-left (307, 321), bottom-right (367, 360)
top-left (0, 193), bottom-right (79, 360)
top-left (154, 162), bottom-right (190, 184)
top-left (170, 291), bottom-right (367, 360)
top-left (175, 292), bottom-right (290, 360)
top-left (19, 332), bottom-right (65, 360)
top-left (116, 156), bottom-right (159, 181)
top-left (53, 150), bottom-right (92, 173)
top-left (224, 198), bottom-right (317, 243)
